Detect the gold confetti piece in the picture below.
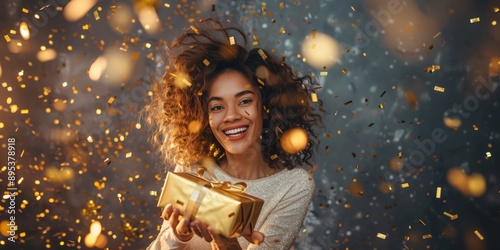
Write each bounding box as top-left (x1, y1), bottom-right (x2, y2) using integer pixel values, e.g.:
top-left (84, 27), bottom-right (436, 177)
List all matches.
top-left (377, 233), bottom-right (387, 239)
top-left (164, 3), bottom-right (170, 8)
top-left (422, 234), bottom-right (432, 239)
top-left (262, 2), bottom-right (267, 14)
top-left (190, 25), bottom-right (199, 34)
top-left (442, 211), bottom-right (459, 220)
top-left (83, 24), bottom-right (89, 30)
top-left (401, 183), bottom-right (409, 188)
top-left (341, 68), bottom-right (349, 74)
top-left (126, 152), bottom-right (132, 158)
top-left (378, 104), bottom-right (384, 109)
top-left (182, 78), bottom-right (192, 87)
top-left (149, 191), bottom-right (157, 196)
top-left (486, 152), bottom-right (492, 158)
top-left (270, 154), bottom-right (278, 160)
top-left (4, 35), bottom-right (11, 42)
top-left (433, 32), bottom-right (441, 39)
top-left (116, 27), bottom-right (124, 34)
top-left (94, 10), bottom-right (100, 20)
top-left (494, 7), bottom-right (499, 12)
top-left (470, 17), bottom-right (480, 23)
top-left (279, 2), bottom-right (284, 9)
top-left (351, 6), bottom-right (356, 11)
top-left (434, 86), bottom-right (445, 92)
top-left (320, 71), bottom-right (328, 76)
top-left (258, 49), bottom-right (267, 60)
top-left (21, 109), bottom-right (29, 114)
top-left (22, 8), bottom-right (29, 13)
top-left (257, 78), bottom-right (265, 86)
top-left (229, 36), bottom-right (235, 45)
top-left (312, 29), bottom-right (316, 39)
top-left (203, 59), bottom-right (210, 66)
top-left (311, 93), bottom-right (318, 102)
top-left (107, 96), bottom-right (115, 104)
top-left (424, 65), bottom-right (441, 73)
top-left (419, 219), bottom-right (427, 226)
top-left (436, 187), bottom-right (442, 198)
top-left (398, 151), bottom-right (403, 159)
top-left (473, 124), bottom-right (478, 130)
top-left (474, 230), bottom-right (484, 240)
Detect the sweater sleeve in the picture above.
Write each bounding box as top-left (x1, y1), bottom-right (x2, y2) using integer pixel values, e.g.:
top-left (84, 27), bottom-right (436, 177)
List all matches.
top-left (146, 220), bottom-right (194, 250)
top-left (147, 165), bottom-right (195, 250)
top-left (246, 174), bottom-right (315, 250)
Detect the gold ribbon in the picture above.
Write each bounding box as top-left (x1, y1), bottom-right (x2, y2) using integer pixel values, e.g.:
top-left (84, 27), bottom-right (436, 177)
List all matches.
top-left (184, 165), bottom-right (247, 221)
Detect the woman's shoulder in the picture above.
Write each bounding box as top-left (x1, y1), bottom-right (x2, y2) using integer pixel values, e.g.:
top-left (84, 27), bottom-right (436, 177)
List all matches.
top-left (280, 167), bottom-right (315, 190)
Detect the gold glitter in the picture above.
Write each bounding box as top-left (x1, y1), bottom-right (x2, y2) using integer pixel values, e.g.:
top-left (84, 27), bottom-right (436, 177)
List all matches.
top-left (126, 152), bottom-right (132, 158)
top-left (258, 49), bottom-right (267, 60)
top-left (486, 152), bottom-right (492, 158)
top-left (378, 104), bottom-right (384, 109)
top-left (470, 17), bottom-right (480, 23)
top-left (320, 71), bottom-right (328, 76)
top-left (22, 8), bottom-right (29, 13)
top-left (474, 230), bottom-right (484, 240)
top-left (203, 59), bottom-right (210, 66)
top-left (311, 93), bottom-right (318, 102)
top-left (473, 124), bottom-right (478, 130)
top-left (107, 96), bottom-right (115, 104)
top-left (270, 154), bottom-right (278, 160)
top-left (434, 86), bottom-right (445, 92)
top-left (424, 65), bottom-right (440, 73)
top-left (94, 10), bottom-right (100, 20)
top-left (229, 36), bottom-right (235, 45)
top-left (436, 187), bottom-right (442, 198)
top-left (279, 2), bottom-right (284, 9)
top-left (116, 27), bottom-right (124, 34)
top-left (422, 234), bottom-right (432, 239)
top-left (262, 2), bottom-right (267, 14)
top-left (401, 183), bottom-right (409, 188)
top-left (20, 109), bottom-right (29, 114)
top-left (341, 68), bottom-right (349, 74)
top-left (433, 32), bottom-right (441, 39)
top-left (377, 233), bottom-right (387, 239)
top-left (4, 35), bottom-right (11, 42)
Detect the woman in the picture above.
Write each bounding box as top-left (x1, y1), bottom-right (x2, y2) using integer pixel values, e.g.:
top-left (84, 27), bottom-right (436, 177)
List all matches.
top-left (145, 19), bottom-right (323, 249)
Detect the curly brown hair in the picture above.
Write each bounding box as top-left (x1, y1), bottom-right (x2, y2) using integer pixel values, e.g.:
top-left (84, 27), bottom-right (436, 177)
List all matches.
top-left (143, 19), bottom-right (323, 170)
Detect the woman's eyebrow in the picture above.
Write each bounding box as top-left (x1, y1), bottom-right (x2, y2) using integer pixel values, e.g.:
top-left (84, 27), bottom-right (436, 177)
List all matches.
top-left (207, 90), bottom-right (255, 103)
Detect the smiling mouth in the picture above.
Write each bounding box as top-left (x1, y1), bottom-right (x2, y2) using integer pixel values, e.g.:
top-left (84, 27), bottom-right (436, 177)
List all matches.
top-left (223, 126), bottom-right (249, 137)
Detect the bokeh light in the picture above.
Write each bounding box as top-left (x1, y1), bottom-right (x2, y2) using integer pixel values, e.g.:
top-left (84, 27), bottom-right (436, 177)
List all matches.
top-left (301, 31), bottom-right (340, 69)
top-left (280, 127), bottom-right (309, 154)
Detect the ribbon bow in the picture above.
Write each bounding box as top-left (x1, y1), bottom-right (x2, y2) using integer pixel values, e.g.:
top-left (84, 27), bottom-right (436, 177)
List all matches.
top-left (184, 163), bottom-right (247, 221)
top-left (197, 166), bottom-right (247, 193)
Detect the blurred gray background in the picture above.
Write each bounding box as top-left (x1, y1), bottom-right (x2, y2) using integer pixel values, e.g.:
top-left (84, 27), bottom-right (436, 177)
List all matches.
top-left (0, 0), bottom-right (499, 249)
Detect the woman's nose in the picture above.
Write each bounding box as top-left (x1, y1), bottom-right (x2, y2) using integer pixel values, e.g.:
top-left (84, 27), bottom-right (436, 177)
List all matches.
top-left (223, 105), bottom-right (242, 122)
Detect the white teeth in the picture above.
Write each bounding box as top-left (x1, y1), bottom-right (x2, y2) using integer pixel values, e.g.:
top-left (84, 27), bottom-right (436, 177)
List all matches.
top-left (224, 127), bottom-right (248, 136)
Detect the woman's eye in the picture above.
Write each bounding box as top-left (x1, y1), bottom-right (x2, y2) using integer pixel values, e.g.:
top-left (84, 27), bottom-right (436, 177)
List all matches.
top-left (210, 105), bottom-right (223, 111)
top-left (239, 99), bottom-right (252, 105)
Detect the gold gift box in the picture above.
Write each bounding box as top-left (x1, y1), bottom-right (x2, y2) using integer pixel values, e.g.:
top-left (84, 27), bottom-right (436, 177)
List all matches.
top-left (157, 170), bottom-right (264, 238)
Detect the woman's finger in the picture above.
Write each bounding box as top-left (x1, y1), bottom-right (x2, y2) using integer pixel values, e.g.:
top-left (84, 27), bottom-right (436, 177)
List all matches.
top-left (192, 220), bottom-right (213, 242)
top-left (168, 208), bottom-right (180, 228)
top-left (161, 204), bottom-right (173, 220)
top-left (176, 217), bottom-right (190, 235)
top-left (243, 231), bottom-right (265, 246)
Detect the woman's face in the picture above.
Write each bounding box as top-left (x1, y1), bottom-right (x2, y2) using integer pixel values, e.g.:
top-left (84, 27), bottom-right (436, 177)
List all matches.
top-left (207, 70), bottom-right (263, 155)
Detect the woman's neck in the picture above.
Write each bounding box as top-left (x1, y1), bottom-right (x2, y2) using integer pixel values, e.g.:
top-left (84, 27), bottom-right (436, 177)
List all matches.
top-left (220, 148), bottom-right (277, 180)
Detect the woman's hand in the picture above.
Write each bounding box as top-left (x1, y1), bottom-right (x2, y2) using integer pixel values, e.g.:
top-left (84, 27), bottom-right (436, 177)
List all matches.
top-left (189, 220), bottom-right (265, 250)
top-left (161, 204), bottom-right (193, 242)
